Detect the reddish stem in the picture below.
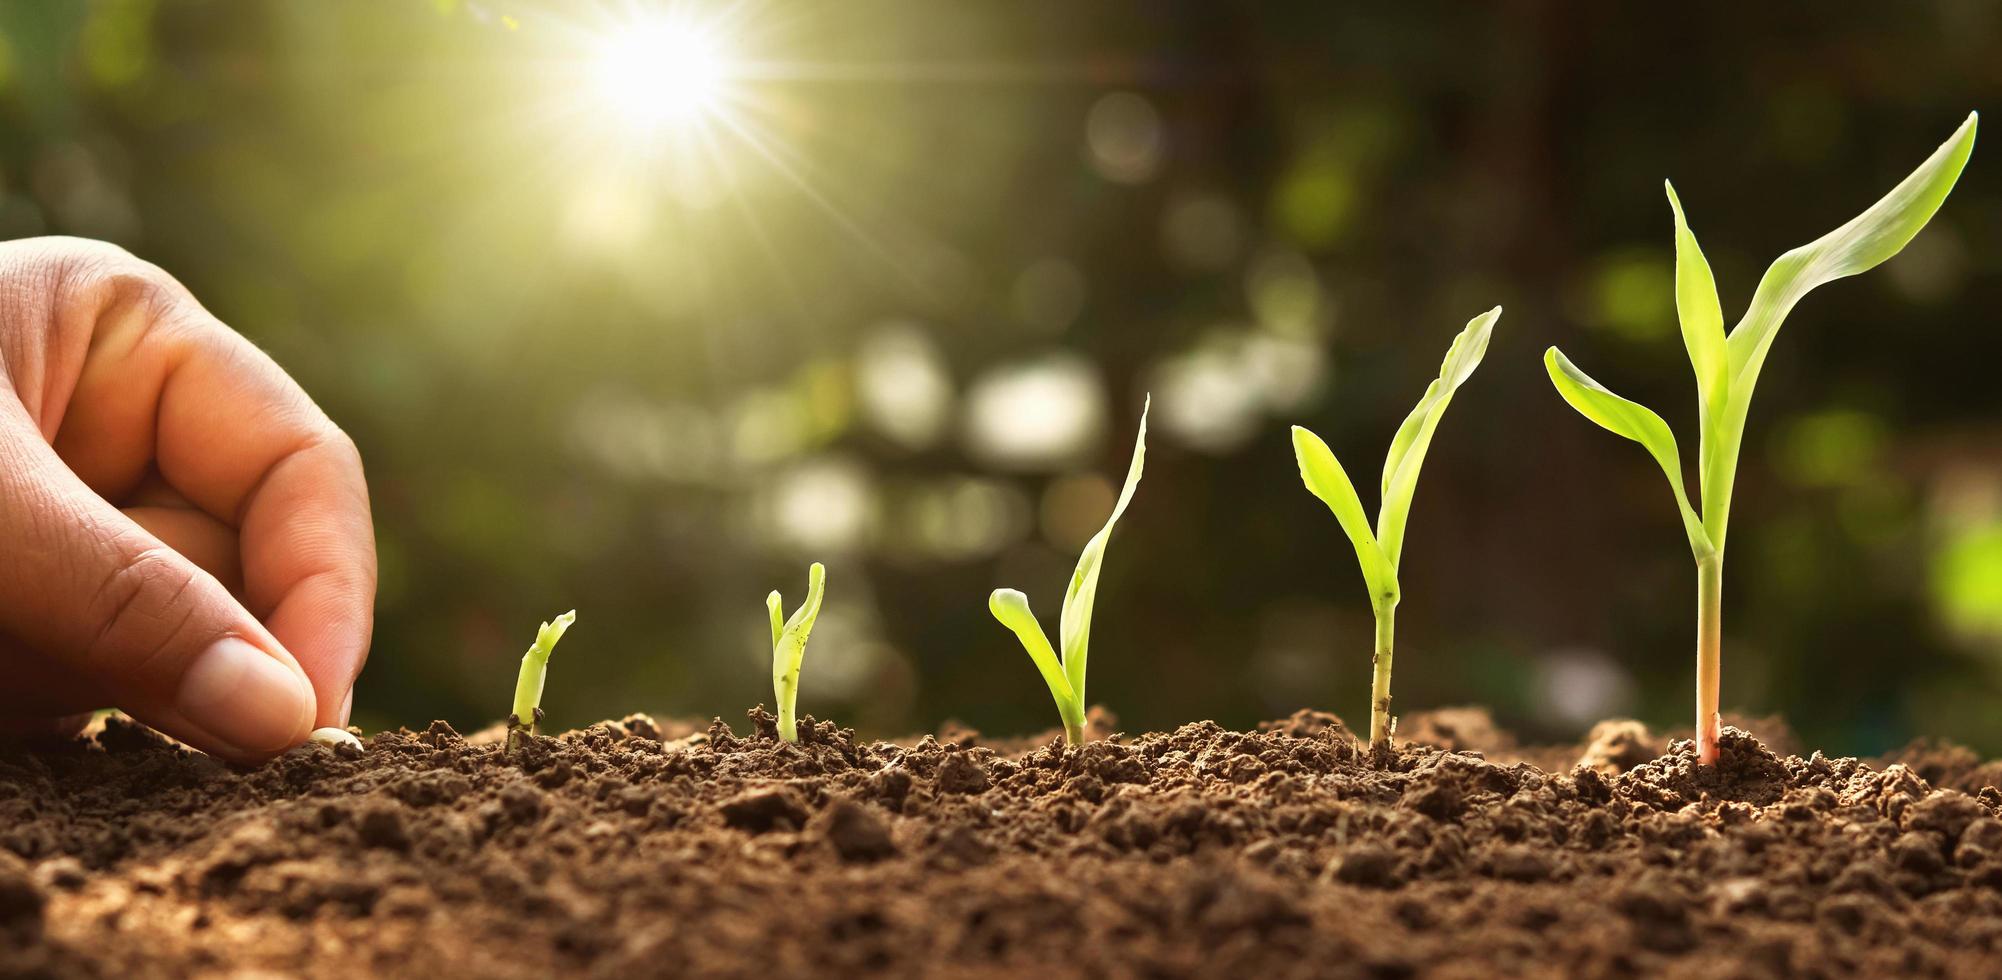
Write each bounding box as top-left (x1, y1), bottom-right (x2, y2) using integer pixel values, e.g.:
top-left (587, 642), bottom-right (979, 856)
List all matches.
top-left (1695, 556), bottom-right (1723, 765)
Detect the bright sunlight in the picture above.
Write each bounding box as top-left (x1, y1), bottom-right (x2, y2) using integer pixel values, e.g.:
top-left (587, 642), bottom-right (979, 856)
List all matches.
top-left (588, 12), bottom-right (735, 133)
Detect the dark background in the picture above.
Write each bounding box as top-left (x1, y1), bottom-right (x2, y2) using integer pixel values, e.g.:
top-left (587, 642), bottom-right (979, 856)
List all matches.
top-left (3, 0), bottom-right (2000, 755)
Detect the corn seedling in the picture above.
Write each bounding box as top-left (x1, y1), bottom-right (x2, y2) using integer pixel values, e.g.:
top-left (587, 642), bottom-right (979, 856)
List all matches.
top-left (989, 397), bottom-right (1148, 745)
top-left (768, 562), bottom-right (827, 742)
top-left (508, 610), bottom-right (577, 749)
top-left (1292, 307), bottom-right (1500, 754)
top-left (1545, 113), bottom-right (1977, 765)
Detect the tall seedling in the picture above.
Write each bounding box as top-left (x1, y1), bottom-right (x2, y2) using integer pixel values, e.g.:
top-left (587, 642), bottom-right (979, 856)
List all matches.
top-left (1292, 308), bottom-right (1500, 754)
top-left (990, 398), bottom-right (1148, 745)
top-left (1546, 113), bottom-right (1977, 764)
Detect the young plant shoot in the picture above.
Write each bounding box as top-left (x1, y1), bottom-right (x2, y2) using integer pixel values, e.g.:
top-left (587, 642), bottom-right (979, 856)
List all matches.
top-left (508, 610), bottom-right (577, 749)
top-left (768, 562), bottom-right (827, 742)
top-left (1291, 308), bottom-right (1500, 754)
top-left (1545, 113), bottom-right (1977, 766)
top-left (989, 397), bottom-right (1148, 745)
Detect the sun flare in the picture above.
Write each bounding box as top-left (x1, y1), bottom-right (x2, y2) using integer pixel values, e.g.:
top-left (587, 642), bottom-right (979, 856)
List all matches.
top-left (588, 13), bottom-right (735, 133)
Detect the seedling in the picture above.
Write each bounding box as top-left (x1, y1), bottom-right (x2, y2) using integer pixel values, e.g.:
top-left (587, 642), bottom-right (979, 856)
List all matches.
top-left (1292, 307), bottom-right (1500, 753)
top-left (508, 610), bottom-right (577, 749)
top-left (1545, 113), bottom-right (1977, 765)
top-left (768, 562), bottom-right (828, 742)
top-left (989, 397), bottom-right (1148, 745)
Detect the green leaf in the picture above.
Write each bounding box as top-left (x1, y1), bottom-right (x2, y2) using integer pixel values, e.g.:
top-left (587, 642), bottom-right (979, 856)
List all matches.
top-left (1059, 397), bottom-right (1148, 706)
top-left (1728, 113), bottom-right (1977, 398)
top-left (510, 609), bottom-right (577, 731)
top-left (989, 588), bottom-right (1077, 712)
top-left (765, 591), bottom-right (783, 650)
top-left (1377, 306), bottom-right (1500, 567)
top-left (1544, 348), bottom-right (1713, 558)
top-left (1665, 182), bottom-right (1727, 429)
top-left (776, 562), bottom-right (826, 643)
top-left (536, 610), bottom-right (577, 652)
top-left (1292, 425), bottom-right (1398, 610)
top-left (1694, 113), bottom-right (1977, 552)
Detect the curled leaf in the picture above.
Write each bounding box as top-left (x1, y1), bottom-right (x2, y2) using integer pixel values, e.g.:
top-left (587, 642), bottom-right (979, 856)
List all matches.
top-left (1292, 425), bottom-right (1397, 610)
top-left (1544, 348), bottom-right (1712, 558)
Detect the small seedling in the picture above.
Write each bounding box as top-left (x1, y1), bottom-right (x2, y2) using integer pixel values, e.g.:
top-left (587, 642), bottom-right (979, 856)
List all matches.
top-left (989, 397), bottom-right (1148, 745)
top-left (1292, 307), bottom-right (1500, 754)
top-left (508, 610), bottom-right (577, 749)
top-left (1545, 113), bottom-right (1976, 765)
top-left (768, 562), bottom-right (828, 742)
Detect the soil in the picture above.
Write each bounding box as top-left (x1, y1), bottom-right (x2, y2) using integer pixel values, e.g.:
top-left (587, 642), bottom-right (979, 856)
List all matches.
top-left (6, 706), bottom-right (2002, 979)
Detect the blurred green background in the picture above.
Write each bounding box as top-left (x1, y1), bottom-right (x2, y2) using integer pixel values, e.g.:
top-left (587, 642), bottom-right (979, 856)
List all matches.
top-left (4, 0), bottom-right (2001, 755)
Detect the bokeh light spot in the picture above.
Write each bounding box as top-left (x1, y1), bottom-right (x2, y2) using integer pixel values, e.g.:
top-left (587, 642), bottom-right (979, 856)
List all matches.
top-left (963, 357), bottom-right (1106, 470)
top-left (857, 322), bottom-right (955, 450)
top-left (1085, 91), bottom-right (1164, 184)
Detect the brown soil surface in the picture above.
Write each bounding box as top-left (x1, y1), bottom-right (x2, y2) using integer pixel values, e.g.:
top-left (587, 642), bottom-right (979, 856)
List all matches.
top-left (6, 707), bottom-right (2002, 979)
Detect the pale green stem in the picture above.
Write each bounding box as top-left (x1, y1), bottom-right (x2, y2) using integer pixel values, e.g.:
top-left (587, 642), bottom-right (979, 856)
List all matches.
top-left (1695, 556), bottom-right (1723, 765)
top-left (1059, 701), bottom-right (1085, 746)
top-left (1369, 604), bottom-right (1396, 751)
top-left (776, 665), bottom-right (801, 742)
top-left (507, 647), bottom-right (549, 752)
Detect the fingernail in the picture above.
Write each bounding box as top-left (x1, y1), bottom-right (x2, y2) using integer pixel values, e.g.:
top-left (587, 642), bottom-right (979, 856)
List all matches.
top-left (177, 638), bottom-right (313, 754)
top-left (338, 687), bottom-right (354, 729)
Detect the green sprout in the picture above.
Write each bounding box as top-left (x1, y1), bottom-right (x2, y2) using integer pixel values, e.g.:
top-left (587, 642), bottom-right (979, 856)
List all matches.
top-left (1545, 113), bottom-right (1977, 765)
top-left (508, 610), bottom-right (576, 749)
top-left (767, 562), bottom-right (828, 742)
top-left (989, 397), bottom-right (1149, 746)
top-left (1292, 307), bottom-right (1500, 754)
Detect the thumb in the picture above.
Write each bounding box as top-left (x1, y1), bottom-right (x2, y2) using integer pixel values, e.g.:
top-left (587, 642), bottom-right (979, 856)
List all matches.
top-left (0, 409), bottom-right (316, 760)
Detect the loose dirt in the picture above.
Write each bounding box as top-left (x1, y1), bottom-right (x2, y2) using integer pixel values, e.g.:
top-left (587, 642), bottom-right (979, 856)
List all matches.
top-left (5, 707), bottom-right (2002, 978)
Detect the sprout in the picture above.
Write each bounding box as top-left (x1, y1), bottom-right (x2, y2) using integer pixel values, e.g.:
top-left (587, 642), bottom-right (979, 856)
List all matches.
top-left (508, 610), bottom-right (577, 749)
top-left (768, 562), bottom-right (828, 742)
top-left (1546, 113), bottom-right (1977, 765)
top-left (989, 397), bottom-right (1148, 745)
top-left (1292, 308), bottom-right (1500, 755)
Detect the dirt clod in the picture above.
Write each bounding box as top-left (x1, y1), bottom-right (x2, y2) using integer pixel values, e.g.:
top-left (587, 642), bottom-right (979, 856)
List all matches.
top-left (719, 785), bottom-right (809, 833)
top-left (813, 797), bottom-right (897, 863)
top-left (934, 751), bottom-right (990, 794)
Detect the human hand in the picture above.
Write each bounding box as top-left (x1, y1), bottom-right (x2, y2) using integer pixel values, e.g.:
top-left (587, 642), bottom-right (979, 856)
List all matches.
top-left (0, 237), bottom-right (375, 762)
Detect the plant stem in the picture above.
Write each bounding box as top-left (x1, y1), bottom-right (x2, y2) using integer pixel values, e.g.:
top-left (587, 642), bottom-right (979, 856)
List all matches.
top-left (1370, 605), bottom-right (1396, 751)
top-left (1059, 700), bottom-right (1085, 746)
top-left (1695, 555), bottom-right (1723, 765)
top-left (776, 659), bottom-right (802, 743)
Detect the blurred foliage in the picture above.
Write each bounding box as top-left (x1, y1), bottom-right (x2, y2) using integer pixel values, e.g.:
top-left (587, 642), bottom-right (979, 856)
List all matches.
top-left (4, 0), bottom-right (2002, 754)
